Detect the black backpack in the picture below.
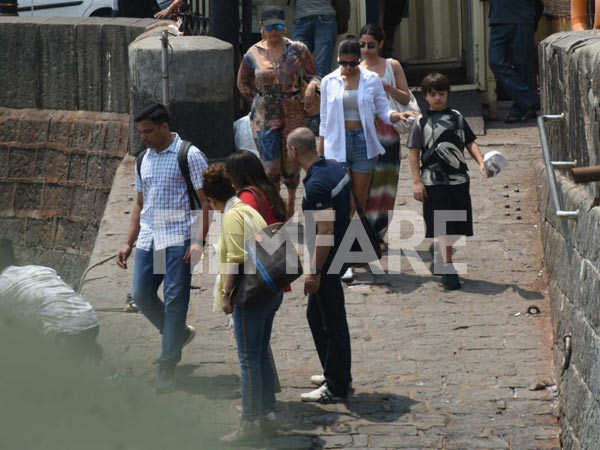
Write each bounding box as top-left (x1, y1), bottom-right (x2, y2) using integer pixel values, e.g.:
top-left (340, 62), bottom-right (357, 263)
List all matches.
top-left (136, 140), bottom-right (204, 210)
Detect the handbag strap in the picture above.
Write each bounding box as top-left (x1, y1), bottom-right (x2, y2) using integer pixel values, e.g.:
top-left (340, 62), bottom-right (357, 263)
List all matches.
top-left (386, 58), bottom-right (397, 89)
top-left (238, 186), bottom-right (266, 218)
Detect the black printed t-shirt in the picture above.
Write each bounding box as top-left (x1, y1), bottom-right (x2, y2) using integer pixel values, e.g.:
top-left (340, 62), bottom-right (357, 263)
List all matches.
top-left (407, 108), bottom-right (476, 186)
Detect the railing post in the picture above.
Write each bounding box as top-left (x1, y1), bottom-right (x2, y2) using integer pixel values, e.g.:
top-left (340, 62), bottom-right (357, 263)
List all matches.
top-left (537, 113), bottom-right (579, 219)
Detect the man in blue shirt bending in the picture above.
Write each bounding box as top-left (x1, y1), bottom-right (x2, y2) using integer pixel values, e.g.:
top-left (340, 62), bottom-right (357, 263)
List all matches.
top-left (287, 127), bottom-right (353, 403)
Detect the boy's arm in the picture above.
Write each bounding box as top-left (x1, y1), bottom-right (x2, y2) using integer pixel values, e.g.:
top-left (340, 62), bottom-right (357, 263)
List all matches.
top-left (466, 141), bottom-right (489, 178)
top-left (409, 148), bottom-right (427, 202)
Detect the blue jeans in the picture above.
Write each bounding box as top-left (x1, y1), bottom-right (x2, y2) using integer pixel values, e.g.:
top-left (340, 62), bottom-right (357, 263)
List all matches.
top-left (342, 128), bottom-right (377, 174)
top-left (489, 23), bottom-right (539, 113)
top-left (293, 15), bottom-right (337, 77)
top-left (234, 291), bottom-right (283, 421)
top-left (132, 241), bottom-right (191, 367)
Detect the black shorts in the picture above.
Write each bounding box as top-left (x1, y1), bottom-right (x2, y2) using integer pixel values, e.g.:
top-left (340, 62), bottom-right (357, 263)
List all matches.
top-left (423, 182), bottom-right (473, 238)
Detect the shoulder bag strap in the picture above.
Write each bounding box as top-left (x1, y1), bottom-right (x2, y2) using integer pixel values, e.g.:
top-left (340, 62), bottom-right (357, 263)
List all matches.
top-left (136, 149), bottom-right (147, 184)
top-left (238, 186), bottom-right (266, 218)
top-left (178, 140), bottom-right (202, 210)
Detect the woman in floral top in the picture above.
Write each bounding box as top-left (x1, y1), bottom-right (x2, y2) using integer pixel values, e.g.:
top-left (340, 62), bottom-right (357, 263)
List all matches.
top-left (237, 6), bottom-right (320, 217)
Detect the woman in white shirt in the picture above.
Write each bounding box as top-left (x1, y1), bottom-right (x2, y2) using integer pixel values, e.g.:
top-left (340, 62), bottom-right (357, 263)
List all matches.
top-left (318, 37), bottom-right (411, 212)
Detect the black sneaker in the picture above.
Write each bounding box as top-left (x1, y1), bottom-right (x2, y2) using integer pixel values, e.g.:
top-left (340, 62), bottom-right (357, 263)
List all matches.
top-left (442, 274), bottom-right (461, 290)
top-left (155, 365), bottom-right (176, 394)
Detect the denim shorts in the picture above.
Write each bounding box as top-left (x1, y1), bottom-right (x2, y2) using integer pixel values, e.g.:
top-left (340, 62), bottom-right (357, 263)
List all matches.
top-left (342, 128), bottom-right (377, 174)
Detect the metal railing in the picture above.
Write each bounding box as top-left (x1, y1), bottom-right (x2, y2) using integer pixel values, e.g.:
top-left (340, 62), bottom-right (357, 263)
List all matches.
top-left (537, 113), bottom-right (579, 219)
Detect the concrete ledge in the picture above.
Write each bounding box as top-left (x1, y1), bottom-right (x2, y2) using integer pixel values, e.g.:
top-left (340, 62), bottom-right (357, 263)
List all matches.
top-left (539, 31), bottom-right (600, 200)
top-left (0, 17), bottom-right (160, 113)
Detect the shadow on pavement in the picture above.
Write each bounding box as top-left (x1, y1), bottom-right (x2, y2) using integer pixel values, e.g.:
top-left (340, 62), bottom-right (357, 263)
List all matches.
top-left (176, 364), bottom-right (241, 399)
top-left (351, 269), bottom-right (543, 300)
top-left (276, 392), bottom-right (416, 429)
top-left (264, 392), bottom-right (417, 448)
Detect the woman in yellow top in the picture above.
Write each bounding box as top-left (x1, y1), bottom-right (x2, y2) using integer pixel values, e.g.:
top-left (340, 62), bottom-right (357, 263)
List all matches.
top-left (202, 164), bottom-right (283, 444)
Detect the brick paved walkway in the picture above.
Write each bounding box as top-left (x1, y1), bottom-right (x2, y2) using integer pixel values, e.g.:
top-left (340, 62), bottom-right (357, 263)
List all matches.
top-left (83, 122), bottom-right (560, 449)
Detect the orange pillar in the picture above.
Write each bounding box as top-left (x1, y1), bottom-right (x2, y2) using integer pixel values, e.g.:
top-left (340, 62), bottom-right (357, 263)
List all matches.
top-left (572, 0), bottom-right (588, 30)
top-left (572, 0), bottom-right (600, 30)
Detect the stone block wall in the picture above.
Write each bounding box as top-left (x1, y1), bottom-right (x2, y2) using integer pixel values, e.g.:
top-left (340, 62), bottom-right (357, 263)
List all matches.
top-left (0, 17), bottom-right (158, 113)
top-left (538, 31), bottom-right (600, 448)
top-left (0, 108), bottom-right (129, 285)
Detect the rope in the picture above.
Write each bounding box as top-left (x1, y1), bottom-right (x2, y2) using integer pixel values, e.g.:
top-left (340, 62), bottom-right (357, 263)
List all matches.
top-left (77, 254), bottom-right (118, 293)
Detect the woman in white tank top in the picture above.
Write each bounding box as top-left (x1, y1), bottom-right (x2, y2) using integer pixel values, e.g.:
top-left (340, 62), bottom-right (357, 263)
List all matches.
top-left (359, 24), bottom-right (411, 254)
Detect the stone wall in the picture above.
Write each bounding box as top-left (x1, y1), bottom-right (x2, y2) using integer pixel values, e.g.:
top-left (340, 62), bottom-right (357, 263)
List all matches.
top-left (0, 17), bottom-right (157, 113)
top-left (0, 108), bottom-right (129, 285)
top-left (538, 31), bottom-right (600, 448)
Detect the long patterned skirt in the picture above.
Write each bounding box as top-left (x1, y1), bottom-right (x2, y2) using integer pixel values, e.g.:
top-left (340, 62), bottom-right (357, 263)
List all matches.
top-left (366, 139), bottom-right (401, 246)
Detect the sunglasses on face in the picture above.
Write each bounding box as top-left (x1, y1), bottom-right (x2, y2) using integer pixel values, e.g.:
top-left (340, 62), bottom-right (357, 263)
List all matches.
top-left (338, 60), bottom-right (360, 67)
top-left (359, 41), bottom-right (377, 49)
top-left (264, 23), bottom-right (285, 31)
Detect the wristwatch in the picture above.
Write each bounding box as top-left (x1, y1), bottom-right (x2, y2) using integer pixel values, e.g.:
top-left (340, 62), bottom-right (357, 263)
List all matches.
top-left (221, 288), bottom-right (231, 297)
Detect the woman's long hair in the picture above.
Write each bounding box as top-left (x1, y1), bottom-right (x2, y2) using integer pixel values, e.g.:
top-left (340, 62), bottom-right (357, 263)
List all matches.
top-left (225, 151), bottom-right (287, 221)
top-left (359, 24), bottom-right (385, 43)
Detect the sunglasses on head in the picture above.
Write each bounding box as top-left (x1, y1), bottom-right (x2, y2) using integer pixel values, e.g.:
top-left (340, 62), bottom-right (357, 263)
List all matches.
top-left (359, 41), bottom-right (377, 49)
top-left (264, 23), bottom-right (285, 31)
top-left (338, 60), bottom-right (360, 67)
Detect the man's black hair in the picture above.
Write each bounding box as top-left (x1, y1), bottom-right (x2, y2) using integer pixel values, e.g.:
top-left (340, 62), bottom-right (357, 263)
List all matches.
top-left (0, 239), bottom-right (16, 272)
top-left (421, 72), bottom-right (451, 94)
top-left (134, 103), bottom-right (170, 125)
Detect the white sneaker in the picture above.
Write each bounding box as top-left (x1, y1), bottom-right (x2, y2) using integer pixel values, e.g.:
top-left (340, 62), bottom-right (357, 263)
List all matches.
top-left (182, 325), bottom-right (196, 348)
top-left (341, 267), bottom-right (353, 282)
top-left (300, 383), bottom-right (337, 403)
top-left (310, 374), bottom-right (326, 386)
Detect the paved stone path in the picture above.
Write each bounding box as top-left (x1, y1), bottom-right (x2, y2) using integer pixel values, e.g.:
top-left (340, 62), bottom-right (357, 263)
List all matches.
top-left (82, 122), bottom-right (560, 449)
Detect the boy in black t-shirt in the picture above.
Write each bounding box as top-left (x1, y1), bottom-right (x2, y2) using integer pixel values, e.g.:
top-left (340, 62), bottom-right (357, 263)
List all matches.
top-left (407, 73), bottom-right (489, 290)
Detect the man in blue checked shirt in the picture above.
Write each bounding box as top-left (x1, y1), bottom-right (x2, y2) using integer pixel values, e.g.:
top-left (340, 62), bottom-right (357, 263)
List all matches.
top-left (117, 104), bottom-right (209, 393)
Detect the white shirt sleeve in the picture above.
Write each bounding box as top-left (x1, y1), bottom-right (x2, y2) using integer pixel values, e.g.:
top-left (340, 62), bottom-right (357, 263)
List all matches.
top-left (319, 78), bottom-right (328, 137)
